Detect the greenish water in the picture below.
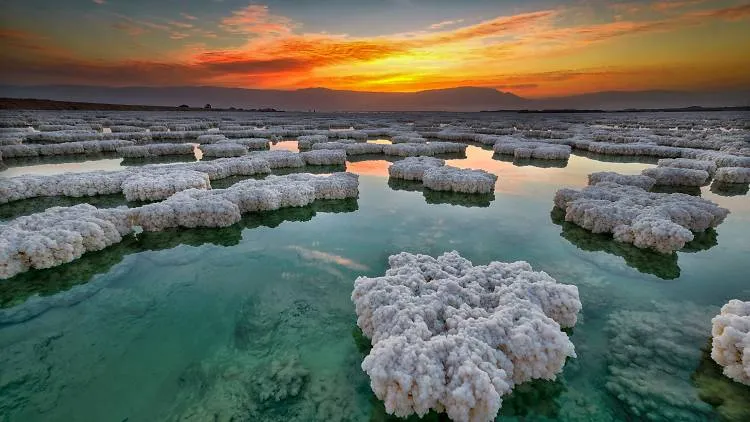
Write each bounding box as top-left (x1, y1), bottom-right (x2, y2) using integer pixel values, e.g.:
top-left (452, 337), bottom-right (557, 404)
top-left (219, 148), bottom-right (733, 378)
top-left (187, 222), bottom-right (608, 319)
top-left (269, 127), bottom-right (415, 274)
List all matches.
top-left (1, 146), bottom-right (749, 421)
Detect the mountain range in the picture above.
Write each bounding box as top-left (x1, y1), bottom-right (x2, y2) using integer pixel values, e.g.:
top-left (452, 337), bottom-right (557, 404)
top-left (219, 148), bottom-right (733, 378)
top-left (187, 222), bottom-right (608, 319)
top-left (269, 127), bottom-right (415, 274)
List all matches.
top-left (1, 85), bottom-right (748, 112)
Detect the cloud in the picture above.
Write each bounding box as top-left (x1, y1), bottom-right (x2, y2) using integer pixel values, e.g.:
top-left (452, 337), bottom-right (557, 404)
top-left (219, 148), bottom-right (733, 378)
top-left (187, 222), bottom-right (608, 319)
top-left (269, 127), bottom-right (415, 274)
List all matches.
top-left (429, 19), bottom-right (464, 30)
top-left (93, 0), bottom-right (106, 4)
top-left (3, 1), bottom-right (749, 95)
top-left (220, 4), bottom-right (295, 35)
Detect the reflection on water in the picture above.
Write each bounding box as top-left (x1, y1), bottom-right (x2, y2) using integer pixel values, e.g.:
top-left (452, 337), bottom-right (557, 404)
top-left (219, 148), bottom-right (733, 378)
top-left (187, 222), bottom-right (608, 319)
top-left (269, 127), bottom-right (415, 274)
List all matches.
top-left (0, 198), bottom-right (358, 314)
top-left (492, 154), bottom-right (569, 169)
top-left (0, 194), bottom-right (130, 221)
top-left (1, 139), bottom-right (749, 421)
top-left (550, 208), bottom-right (719, 280)
top-left (388, 178), bottom-right (495, 207)
top-left (710, 181), bottom-right (749, 197)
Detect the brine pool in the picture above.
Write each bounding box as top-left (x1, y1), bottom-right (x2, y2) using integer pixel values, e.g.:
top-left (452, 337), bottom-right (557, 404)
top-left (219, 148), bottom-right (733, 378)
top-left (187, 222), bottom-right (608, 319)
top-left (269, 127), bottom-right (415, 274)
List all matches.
top-left (1, 144), bottom-right (749, 421)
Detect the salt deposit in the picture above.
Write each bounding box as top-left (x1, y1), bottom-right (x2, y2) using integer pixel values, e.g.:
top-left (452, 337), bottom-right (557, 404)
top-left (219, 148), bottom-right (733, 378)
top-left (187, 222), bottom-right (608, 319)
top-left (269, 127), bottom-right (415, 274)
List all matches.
top-left (588, 172), bottom-right (656, 190)
top-left (388, 157), bottom-right (445, 181)
top-left (0, 204), bottom-right (132, 279)
top-left (196, 134), bottom-right (227, 144)
top-left (422, 166), bottom-right (497, 194)
top-left (714, 167), bottom-right (750, 184)
top-left (297, 135), bottom-right (328, 149)
top-left (201, 143), bottom-right (249, 158)
top-left (0, 157), bottom-right (271, 203)
top-left (129, 172), bottom-right (358, 231)
top-left (116, 143), bottom-right (194, 158)
top-left (383, 142), bottom-right (466, 157)
top-left (300, 150), bottom-right (347, 166)
top-left (711, 300), bottom-right (750, 386)
top-left (493, 142), bottom-right (571, 160)
top-left (250, 150), bottom-right (305, 168)
top-left (554, 180), bottom-right (729, 253)
top-left (120, 170), bottom-right (211, 202)
top-left (641, 167), bottom-right (710, 186)
top-left (657, 158), bottom-right (717, 176)
top-left (219, 138), bottom-right (269, 150)
top-left (352, 251), bottom-right (580, 422)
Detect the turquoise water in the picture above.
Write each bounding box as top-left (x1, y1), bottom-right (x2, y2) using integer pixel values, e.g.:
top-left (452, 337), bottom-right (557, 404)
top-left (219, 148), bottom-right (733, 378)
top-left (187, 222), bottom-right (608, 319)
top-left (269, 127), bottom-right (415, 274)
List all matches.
top-left (1, 145), bottom-right (749, 421)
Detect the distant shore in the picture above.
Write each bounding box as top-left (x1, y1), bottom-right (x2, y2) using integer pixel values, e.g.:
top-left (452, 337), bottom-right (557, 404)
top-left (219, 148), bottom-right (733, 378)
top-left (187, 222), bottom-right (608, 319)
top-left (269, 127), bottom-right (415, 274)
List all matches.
top-left (1, 97), bottom-right (748, 113)
top-left (0, 98), bottom-right (282, 112)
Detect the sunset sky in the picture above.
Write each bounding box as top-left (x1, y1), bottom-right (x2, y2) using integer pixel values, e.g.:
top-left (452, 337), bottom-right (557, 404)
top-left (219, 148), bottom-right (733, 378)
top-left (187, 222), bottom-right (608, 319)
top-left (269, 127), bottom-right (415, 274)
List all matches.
top-left (1, 0), bottom-right (749, 97)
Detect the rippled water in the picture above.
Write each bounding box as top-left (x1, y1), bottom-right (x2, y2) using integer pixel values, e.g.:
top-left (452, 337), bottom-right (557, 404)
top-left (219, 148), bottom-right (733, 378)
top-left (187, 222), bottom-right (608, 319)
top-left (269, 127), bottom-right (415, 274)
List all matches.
top-left (1, 143), bottom-right (749, 421)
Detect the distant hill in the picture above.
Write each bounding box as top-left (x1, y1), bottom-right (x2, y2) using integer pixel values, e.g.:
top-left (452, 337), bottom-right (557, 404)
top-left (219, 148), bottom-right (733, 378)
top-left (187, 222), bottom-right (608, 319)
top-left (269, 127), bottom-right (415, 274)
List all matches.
top-left (0, 85), bottom-right (747, 112)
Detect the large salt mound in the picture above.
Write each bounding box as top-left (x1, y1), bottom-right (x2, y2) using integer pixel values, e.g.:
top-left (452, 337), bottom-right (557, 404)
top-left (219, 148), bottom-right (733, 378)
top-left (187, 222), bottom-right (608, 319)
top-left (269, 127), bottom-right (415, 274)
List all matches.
top-left (196, 134), bottom-right (227, 144)
top-left (388, 156), bottom-right (445, 181)
top-left (554, 180), bottom-right (729, 253)
top-left (0, 157), bottom-right (270, 203)
top-left (588, 171), bottom-right (656, 190)
top-left (297, 135), bottom-right (328, 149)
top-left (201, 143), bottom-right (249, 158)
top-left (300, 149), bottom-right (346, 166)
top-left (383, 142), bottom-right (465, 157)
top-left (641, 167), bottom-right (710, 186)
top-left (121, 170), bottom-right (211, 202)
top-left (0, 140), bottom-right (135, 158)
top-left (129, 172), bottom-right (358, 231)
top-left (351, 251), bottom-right (580, 422)
top-left (658, 158), bottom-right (717, 176)
top-left (249, 150), bottom-right (305, 168)
top-left (711, 300), bottom-right (750, 386)
top-left (219, 138), bottom-right (269, 150)
top-left (714, 167), bottom-right (750, 184)
top-left (116, 143), bottom-right (194, 158)
top-left (0, 204), bottom-right (131, 279)
top-left (311, 141), bottom-right (384, 155)
top-left (493, 142), bottom-right (571, 160)
top-left (423, 166), bottom-right (497, 194)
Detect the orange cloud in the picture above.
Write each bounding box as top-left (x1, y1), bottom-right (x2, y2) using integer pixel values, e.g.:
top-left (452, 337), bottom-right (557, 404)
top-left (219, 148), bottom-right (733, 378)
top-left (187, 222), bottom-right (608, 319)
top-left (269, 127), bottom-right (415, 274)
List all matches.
top-left (2, 1), bottom-right (748, 97)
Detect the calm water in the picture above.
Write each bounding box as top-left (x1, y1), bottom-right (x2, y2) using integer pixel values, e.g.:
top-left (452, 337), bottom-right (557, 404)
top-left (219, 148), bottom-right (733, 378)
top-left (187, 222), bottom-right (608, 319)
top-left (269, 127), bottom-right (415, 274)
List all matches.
top-left (1, 144), bottom-right (749, 421)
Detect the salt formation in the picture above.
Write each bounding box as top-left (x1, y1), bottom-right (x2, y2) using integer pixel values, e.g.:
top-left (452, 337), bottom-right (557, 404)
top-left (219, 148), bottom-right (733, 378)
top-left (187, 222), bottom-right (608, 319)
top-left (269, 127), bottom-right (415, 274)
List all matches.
top-left (658, 158), bottom-right (717, 176)
top-left (0, 204), bottom-right (131, 279)
top-left (116, 143), bottom-right (194, 158)
top-left (129, 172), bottom-right (358, 231)
top-left (0, 140), bottom-right (135, 158)
top-left (0, 157), bottom-right (271, 203)
top-left (201, 143), bottom-right (249, 158)
top-left (311, 141), bottom-right (385, 155)
top-left (250, 150), bottom-right (305, 168)
top-left (297, 135), bottom-right (328, 149)
top-left (219, 138), bottom-right (269, 150)
top-left (388, 157), bottom-right (445, 181)
top-left (641, 167), bottom-right (710, 186)
top-left (588, 172), bottom-right (656, 190)
top-left (423, 166), bottom-right (497, 194)
top-left (383, 142), bottom-right (466, 157)
top-left (493, 142), bottom-right (571, 160)
top-left (390, 135), bottom-right (428, 143)
top-left (300, 150), bottom-right (346, 166)
top-left (714, 167), bottom-right (750, 184)
top-left (554, 180), bottom-right (729, 253)
top-left (120, 170), bottom-right (211, 202)
top-left (196, 134), bottom-right (227, 144)
top-left (351, 251), bottom-right (581, 422)
top-left (711, 300), bottom-right (750, 386)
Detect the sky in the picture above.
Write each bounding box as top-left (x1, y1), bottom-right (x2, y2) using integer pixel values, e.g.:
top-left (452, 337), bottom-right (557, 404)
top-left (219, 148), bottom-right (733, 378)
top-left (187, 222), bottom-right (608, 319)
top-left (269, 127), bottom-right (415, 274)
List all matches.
top-left (1, 0), bottom-right (749, 97)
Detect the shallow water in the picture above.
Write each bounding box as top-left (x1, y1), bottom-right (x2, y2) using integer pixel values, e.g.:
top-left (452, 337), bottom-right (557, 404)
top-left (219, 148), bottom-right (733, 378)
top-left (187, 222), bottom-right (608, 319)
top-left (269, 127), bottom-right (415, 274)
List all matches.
top-left (1, 142), bottom-right (749, 421)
